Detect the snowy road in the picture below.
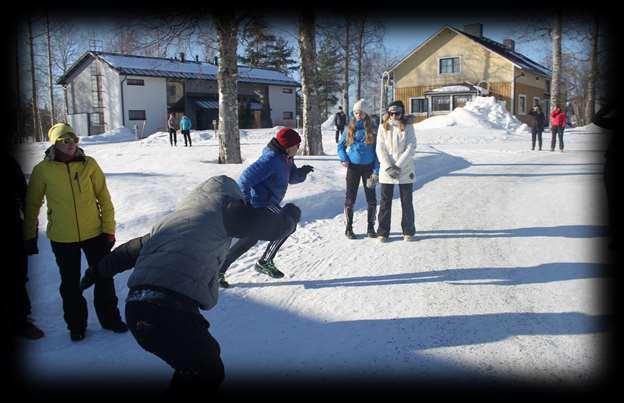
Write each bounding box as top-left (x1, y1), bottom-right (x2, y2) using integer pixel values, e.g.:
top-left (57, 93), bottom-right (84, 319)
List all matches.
top-left (17, 129), bottom-right (612, 391)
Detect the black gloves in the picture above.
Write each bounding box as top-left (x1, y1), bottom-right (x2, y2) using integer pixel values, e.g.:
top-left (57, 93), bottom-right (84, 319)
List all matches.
top-left (300, 165), bottom-right (314, 175)
top-left (23, 238), bottom-right (39, 255)
top-left (386, 165), bottom-right (401, 179)
top-left (80, 267), bottom-right (97, 291)
top-left (282, 203), bottom-right (302, 223)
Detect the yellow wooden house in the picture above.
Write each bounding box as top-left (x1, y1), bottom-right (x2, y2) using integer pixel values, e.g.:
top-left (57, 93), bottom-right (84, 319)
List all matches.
top-left (389, 23), bottom-right (552, 124)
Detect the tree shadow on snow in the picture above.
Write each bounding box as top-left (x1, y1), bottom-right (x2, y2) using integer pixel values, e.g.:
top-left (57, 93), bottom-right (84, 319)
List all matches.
top-left (415, 225), bottom-right (608, 240)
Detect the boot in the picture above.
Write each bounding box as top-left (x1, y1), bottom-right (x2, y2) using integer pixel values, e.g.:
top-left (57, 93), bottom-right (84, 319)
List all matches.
top-left (218, 272), bottom-right (230, 289)
top-left (366, 206), bottom-right (377, 238)
top-left (344, 207), bottom-right (355, 239)
top-left (255, 260), bottom-right (284, 278)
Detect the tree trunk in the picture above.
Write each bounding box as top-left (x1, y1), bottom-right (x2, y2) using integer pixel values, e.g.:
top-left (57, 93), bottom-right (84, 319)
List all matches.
top-left (46, 15), bottom-right (55, 126)
top-left (214, 14), bottom-right (242, 164)
top-left (298, 12), bottom-right (323, 156)
top-left (15, 24), bottom-right (23, 142)
top-left (356, 17), bottom-right (365, 101)
top-left (28, 17), bottom-right (41, 142)
top-left (585, 17), bottom-right (598, 123)
top-left (342, 17), bottom-right (350, 113)
top-left (549, 11), bottom-right (562, 111)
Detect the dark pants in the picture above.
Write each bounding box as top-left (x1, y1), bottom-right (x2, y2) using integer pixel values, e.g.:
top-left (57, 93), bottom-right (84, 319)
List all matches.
top-left (11, 246), bottom-right (32, 328)
top-left (377, 183), bottom-right (415, 237)
top-left (126, 301), bottom-right (224, 395)
top-left (345, 163), bottom-right (377, 231)
top-left (335, 126), bottom-right (344, 143)
top-left (219, 207), bottom-right (297, 274)
top-left (50, 234), bottom-right (121, 332)
top-left (182, 130), bottom-right (191, 146)
top-left (169, 129), bottom-right (177, 146)
top-left (531, 127), bottom-right (543, 150)
top-left (551, 125), bottom-right (564, 150)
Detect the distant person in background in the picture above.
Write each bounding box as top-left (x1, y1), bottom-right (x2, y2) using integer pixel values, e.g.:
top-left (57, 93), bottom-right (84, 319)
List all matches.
top-left (550, 104), bottom-right (567, 152)
top-left (337, 99), bottom-right (380, 239)
top-left (9, 153), bottom-right (44, 340)
top-left (168, 112), bottom-right (178, 147)
top-left (23, 123), bottom-right (127, 342)
top-left (180, 114), bottom-right (192, 147)
top-left (334, 106), bottom-right (347, 144)
top-left (217, 128), bottom-right (313, 288)
top-left (528, 104), bottom-right (546, 150)
top-left (375, 100), bottom-right (418, 242)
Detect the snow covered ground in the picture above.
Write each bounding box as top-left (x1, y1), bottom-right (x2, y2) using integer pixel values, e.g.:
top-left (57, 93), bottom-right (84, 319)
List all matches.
top-left (14, 109), bottom-right (614, 393)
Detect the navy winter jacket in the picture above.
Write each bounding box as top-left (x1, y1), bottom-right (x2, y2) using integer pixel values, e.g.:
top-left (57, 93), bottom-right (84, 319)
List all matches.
top-left (239, 138), bottom-right (307, 208)
top-left (337, 119), bottom-right (380, 173)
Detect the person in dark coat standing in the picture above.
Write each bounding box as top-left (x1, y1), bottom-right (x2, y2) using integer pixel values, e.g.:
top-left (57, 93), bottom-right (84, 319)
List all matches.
top-left (334, 106), bottom-right (347, 144)
top-left (550, 105), bottom-right (567, 152)
top-left (167, 112), bottom-right (178, 147)
top-left (8, 153), bottom-right (44, 340)
top-left (217, 127), bottom-right (314, 287)
top-left (528, 104), bottom-right (546, 150)
top-left (79, 175), bottom-right (301, 396)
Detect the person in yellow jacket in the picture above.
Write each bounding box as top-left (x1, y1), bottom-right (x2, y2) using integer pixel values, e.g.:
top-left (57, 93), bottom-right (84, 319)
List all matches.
top-left (23, 123), bottom-right (127, 341)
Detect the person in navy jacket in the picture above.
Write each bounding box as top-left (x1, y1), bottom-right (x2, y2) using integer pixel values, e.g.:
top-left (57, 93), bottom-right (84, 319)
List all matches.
top-left (338, 99), bottom-right (380, 239)
top-left (217, 127), bottom-right (313, 287)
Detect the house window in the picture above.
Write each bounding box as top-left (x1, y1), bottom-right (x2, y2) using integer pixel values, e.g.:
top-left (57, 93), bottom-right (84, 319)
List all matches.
top-left (439, 57), bottom-right (460, 74)
top-left (518, 95), bottom-right (527, 114)
top-left (431, 95), bottom-right (451, 112)
top-left (283, 111), bottom-right (293, 119)
top-left (282, 88), bottom-right (293, 94)
top-left (128, 110), bottom-right (146, 120)
top-left (410, 97), bottom-right (427, 114)
top-left (127, 79), bottom-right (145, 86)
top-left (453, 95), bottom-right (472, 109)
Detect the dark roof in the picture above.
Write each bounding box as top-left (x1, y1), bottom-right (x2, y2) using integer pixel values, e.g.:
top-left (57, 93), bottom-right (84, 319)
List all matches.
top-left (57, 51), bottom-right (300, 87)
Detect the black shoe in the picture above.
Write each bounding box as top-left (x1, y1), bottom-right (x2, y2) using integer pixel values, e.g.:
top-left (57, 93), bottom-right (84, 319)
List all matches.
top-left (16, 320), bottom-right (45, 340)
top-left (345, 229), bottom-right (356, 239)
top-left (255, 260), bottom-right (285, 278)
top-left (70, 331), bottom-right (86, 341)
top-left (367, 226), bottom-right (377, 238)
top-left (218, 272), bottom-right (230, 288)
top-left (102, 321), bottom-right (128, 333)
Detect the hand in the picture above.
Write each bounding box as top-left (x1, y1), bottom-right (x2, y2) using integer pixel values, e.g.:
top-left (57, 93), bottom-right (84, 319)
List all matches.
top-left (300, 165), bottom-right (314, 175)
top-left (386, 165), bottom-right (401, 179)
top-left (80, 267), bottom-right (97, 291)
top-left (282, 203), bottom-right (302, 223)
top-left (341, 161), bottom-right (349, 168)
top-left (23, 238), bottom-right (39, 255)
top-left (366, 173), bottom-right (379, 189)
top-left (103, 233), bottom-right (116, 249)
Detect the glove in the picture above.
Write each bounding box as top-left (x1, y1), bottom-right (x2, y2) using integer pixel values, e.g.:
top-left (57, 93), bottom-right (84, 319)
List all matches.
top-left (80, 267), bottom-right (97, 291)
top-left (300, 165), bottom-right (314, 175)
top-left (103, 233), bottom-right (116, 250)
top-left (282, 203), bottom-right (302, 223)
top-left (386, 165), bottom-right (401, 179)
top-left (366, 173), bottom-right (379, 189)
top-left (23, 238), bottom-right (39, 255)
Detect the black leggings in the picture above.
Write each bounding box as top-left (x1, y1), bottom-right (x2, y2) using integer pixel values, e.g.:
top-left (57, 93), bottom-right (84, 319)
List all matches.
top-left (344, 163), bottom-right (377, 209)
top-left (169, 129), bottom-right (177, 146)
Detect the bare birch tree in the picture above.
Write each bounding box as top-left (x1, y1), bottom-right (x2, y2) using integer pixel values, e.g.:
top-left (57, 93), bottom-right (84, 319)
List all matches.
top-left (550, 10), bottom-right (563, 109)
top-left (585, 16), bottom-right (599, 122)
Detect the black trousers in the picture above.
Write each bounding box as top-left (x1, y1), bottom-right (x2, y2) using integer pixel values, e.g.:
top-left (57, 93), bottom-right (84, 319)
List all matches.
top-left (345, 163), bottom-right (377, 210)
top-left (219, 206), bottom-right (297, 274)
top-left (550, 125), bottom-right (564, 150)
top-left (181, 130), bottom-right (191, 146)
top-left (169, 129), bottom-right (177, 146)
top-left (11, 245), bottom-right (32, 328)
top-left (335, 126), bottom-right (344, 143)
top-left (126, 301), bottom-right (224, 395)
top-left (377, 183), bottom-right (415, 237)
top-left (531, 127), bottom-right (543, 149)
top-left (50, 234), bottom-right (121, 332)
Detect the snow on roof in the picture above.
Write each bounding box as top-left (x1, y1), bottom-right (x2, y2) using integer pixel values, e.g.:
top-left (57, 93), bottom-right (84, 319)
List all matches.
top-left (58, 52), bottom-right (300, 87)
top-left (430, 85), bottom-right (474, 93)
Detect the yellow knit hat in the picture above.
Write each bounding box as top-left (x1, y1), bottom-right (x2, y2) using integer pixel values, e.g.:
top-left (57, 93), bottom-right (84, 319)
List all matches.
top-left (48, 123), bottom-right (77, 144)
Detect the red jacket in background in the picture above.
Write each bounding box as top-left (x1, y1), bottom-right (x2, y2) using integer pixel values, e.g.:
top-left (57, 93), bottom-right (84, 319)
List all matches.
top-left (550, 109), bottom-right (567, 127)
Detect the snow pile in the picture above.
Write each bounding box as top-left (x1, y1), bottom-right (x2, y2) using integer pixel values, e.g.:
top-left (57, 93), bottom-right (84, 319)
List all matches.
top-left (414, 96), bottom-right (529, 134)
top-left (321, 114), bottom-right (336, 131)
top-left (78, 127), bottom-right (138, 144)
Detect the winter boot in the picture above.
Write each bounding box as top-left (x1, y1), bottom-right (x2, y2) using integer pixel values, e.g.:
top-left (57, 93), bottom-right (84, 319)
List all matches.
top-left (255, 260), bottom-right (285, 278)
top-left (366, 206), bottom-right (377, 238)
top-left (345, 206), bottom-right (355, 239)
top-left (218, 272), bottom-right (230, 289)
top-left (102, 320), bottom-right (129, 333)
top-left (15, 319), bottom-right (45, 340)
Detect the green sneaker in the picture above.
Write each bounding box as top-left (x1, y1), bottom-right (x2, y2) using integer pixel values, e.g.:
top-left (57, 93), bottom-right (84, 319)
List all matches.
top-left (255, 260), bottom-right (284, 278)
top-left (217, 272), bottom-right (230, 288)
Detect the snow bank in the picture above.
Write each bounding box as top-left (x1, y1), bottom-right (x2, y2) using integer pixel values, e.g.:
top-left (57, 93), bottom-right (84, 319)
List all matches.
top-left (78, 127), bottom-right (138, 144)
top-left (321, 114), bottom-right (336, 131)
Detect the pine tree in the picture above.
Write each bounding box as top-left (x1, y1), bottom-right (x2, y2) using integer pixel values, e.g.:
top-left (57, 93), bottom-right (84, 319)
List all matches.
top-left (267, 37), bottom-right (298, 75)
top-left (240, 17), bottom-right (275, 68)
top-left (316, 38), bottom-right (341, 118)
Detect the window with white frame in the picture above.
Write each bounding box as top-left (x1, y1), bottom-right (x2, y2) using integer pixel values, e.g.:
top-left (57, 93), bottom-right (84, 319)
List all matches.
top-left (431, 95), bottom-right (451, 112)
top-left (283, 111), bottom-right (293, 119)
top-left (518, 94), bottom-right (527, 114)
top-left (410, 97), bottom-right (427, 114)
top-left (439, 57), bottom-right (460, 74)
top-left (128, 110), bottom-right (146, 120)
top-left (127, 79), bottom-right (145, 86)
top-left (453, 94), bottom-right (472, 109)
top-left (282, 88), bottom-right (293, 94)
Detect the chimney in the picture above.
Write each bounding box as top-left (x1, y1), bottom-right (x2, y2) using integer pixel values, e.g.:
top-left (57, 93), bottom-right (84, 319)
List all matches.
top-left (179, 52), bottom-right (185, 62)
top-left (195, 55), bottom-right (199, 62)
top-left (463, 23), bottom-right (483, 38)
top-left (213, 56), bottom-right (218, 65)
top-left (503, 39), bottom-right (515, 51)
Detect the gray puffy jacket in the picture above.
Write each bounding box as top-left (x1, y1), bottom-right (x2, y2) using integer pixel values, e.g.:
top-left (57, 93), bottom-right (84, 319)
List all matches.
top-left (127, 175), bottom-right (241, 310)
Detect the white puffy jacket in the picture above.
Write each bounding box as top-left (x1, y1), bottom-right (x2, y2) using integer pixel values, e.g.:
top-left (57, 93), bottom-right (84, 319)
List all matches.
top-left (376, 120), bottom-right (417, 184)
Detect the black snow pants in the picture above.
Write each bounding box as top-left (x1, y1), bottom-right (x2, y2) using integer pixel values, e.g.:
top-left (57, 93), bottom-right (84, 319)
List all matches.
top-left (550, 125), bottom-right (564, 150)
top-left (344, 163), bottom-right (377, 232)
top-left (169, 129), bottom-right (177, 146)
top-left (377, 183), bottom-right (415, 238)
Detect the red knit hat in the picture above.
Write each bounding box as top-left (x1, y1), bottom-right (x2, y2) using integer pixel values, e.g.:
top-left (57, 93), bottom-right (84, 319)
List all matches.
top-left (275, 127), bottom-right (301, 148)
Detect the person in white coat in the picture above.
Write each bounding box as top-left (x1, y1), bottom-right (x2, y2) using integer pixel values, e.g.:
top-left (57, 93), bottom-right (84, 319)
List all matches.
top-left (375, 100), bottom-right (417, 242)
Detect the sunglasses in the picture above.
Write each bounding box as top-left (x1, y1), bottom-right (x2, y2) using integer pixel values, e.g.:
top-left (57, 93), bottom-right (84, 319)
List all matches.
top-left (57, 136), bottom-right (79, 144)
